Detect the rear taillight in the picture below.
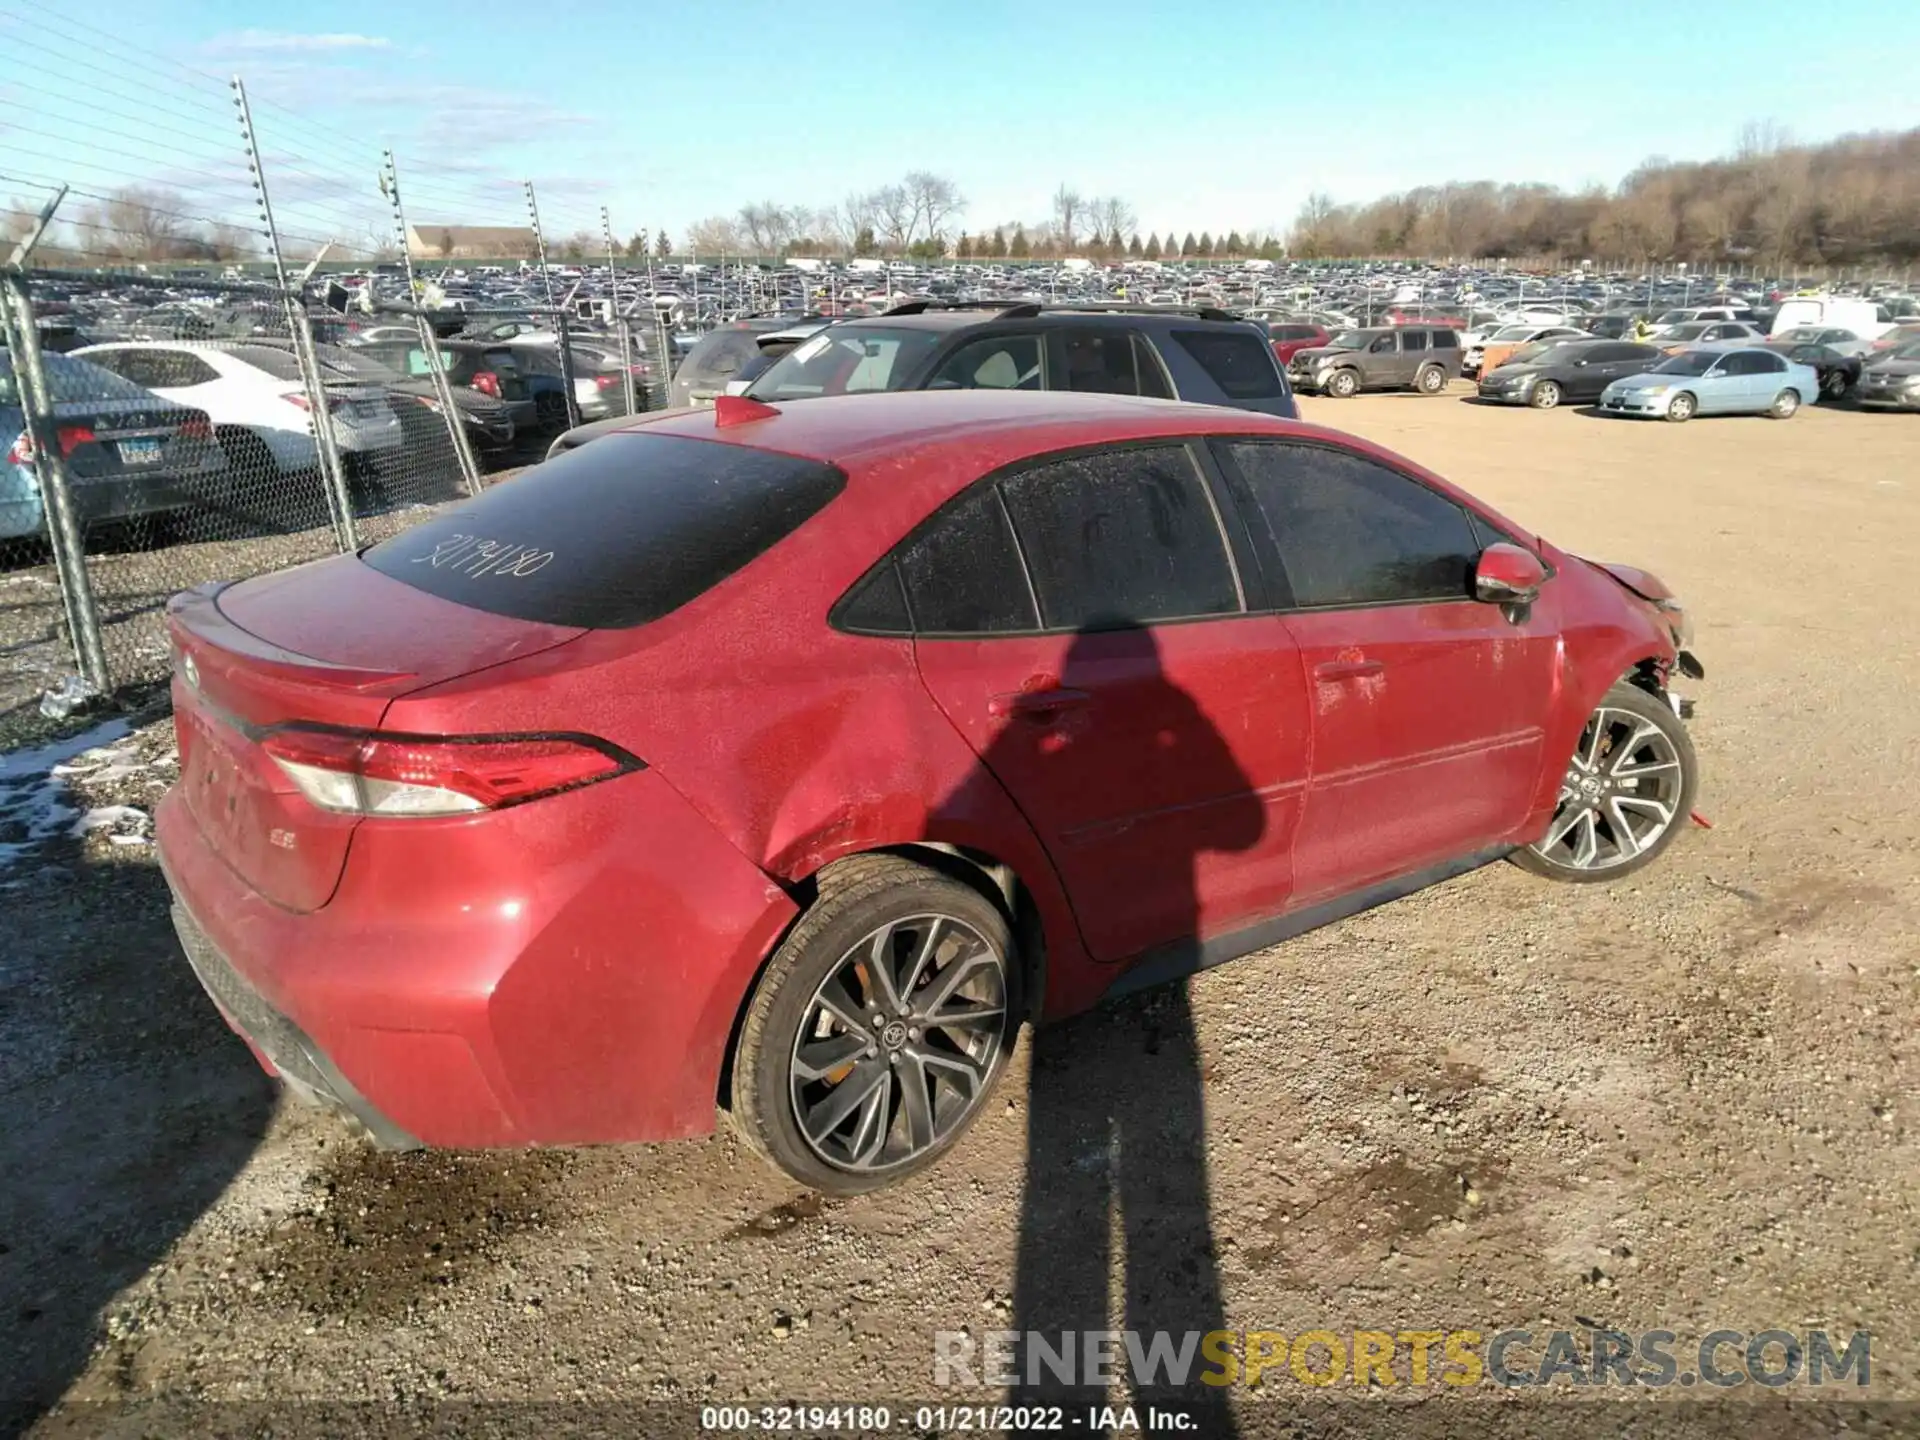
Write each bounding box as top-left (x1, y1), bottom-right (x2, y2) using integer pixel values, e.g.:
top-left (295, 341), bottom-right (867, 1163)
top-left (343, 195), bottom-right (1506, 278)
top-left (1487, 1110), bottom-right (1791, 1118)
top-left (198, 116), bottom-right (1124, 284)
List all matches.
top-left (471, 371), bottom-right (503, 399)
top-left (8, 424), bottom-right (95, 463)
top-left (283, 393), bottom-right (341, 413)
top-left (261, 726), bottom-right (639, 817)
top-left (594, 374), bottom-right (621, 390)
top-left (177, 415), bottom-right (213, 441)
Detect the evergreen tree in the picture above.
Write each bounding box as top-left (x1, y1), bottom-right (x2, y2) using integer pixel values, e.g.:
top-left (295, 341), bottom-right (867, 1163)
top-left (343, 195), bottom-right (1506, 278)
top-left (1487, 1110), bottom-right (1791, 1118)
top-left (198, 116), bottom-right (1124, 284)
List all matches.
top-left (1009, 224), bottom-right (1031, 258)
top-left (654, 232), bottom-right (671, 258)
top-left (956, 232), bottom-right (974, 259)
top-left (1181, 231), bottom-right (1198, 256)
top-left (991, 225), bottom-right (1008, 258)
top-left (1225, 230), bottom-right (1245, 256)
top-left (1143, 232), bottom-right (1162, 259)
top-left (1127, 232), bottom-right (1143, 258)
top-left (854, 225), bottom-right (878, 256)
top-left (1198, 231), bottom-right (1215, 256)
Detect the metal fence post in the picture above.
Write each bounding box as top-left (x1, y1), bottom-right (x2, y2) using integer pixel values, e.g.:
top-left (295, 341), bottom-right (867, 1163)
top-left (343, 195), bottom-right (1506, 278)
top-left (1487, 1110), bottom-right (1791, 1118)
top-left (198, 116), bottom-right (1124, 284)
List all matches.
top-left (524, 182), bottom-right (580, 428)
top-left (654, 308), bottom-right (675, 408)
top-left (232, 77), bottom-right (357, 552)
top-left (384, 151), bottom-right (482, 495)
top-left (603, 208), bottom-right (639, 418)
top-left (0, 274), bottom-right (110, 693)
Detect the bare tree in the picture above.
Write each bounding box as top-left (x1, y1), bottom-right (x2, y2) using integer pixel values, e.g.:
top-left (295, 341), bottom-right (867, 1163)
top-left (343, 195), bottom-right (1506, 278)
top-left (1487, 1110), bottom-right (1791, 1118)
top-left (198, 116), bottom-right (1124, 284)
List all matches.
top-left (904, 172), bottom-right (965, 244)
top-left (82, 186), bottom-right (191, 260)
top-left (1086, 196), bottom-right (1137, 248)
top-left (873, 184), bottom-right (912, 251)
top-left (1051, 185), bottom-right (1084, 251)
top-left (686, 215), bottom-right (743, 253)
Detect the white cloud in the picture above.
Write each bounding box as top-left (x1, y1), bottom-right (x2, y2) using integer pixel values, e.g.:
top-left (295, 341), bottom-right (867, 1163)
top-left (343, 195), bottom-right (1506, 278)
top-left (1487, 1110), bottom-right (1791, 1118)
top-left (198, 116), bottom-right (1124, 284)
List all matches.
top-left (215, 31), bottom-right (392, 52)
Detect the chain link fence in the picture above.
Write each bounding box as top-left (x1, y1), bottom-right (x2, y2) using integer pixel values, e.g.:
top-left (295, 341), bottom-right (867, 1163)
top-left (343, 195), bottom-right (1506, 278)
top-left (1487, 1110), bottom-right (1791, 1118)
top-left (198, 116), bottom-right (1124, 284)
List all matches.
top-left (0, 7), bottom-right (692, 745)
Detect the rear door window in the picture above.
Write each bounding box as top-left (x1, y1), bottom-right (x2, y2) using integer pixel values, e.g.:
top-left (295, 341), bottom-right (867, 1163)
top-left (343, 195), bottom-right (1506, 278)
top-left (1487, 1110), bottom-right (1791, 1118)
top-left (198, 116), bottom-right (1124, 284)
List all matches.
top-left (363, 433), bottom-right (845, 628)
top-left (1402, 330), bottom-right (1429, 352)
top-left (998, 444), bottom-right (1240, 628)
top-left (1430, 329), bottom-right (1459, 349)
top-left (895, 484), bottom-right (1038, 634)
top-left (1169, 329), bottom-right (1285, 400)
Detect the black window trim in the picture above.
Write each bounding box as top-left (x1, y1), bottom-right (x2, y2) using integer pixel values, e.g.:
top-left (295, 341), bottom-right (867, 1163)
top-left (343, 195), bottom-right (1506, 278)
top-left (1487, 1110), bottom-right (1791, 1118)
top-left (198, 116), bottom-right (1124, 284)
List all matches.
top-left (830, 436), bottom-right (1252, 641)
top-left (1206, 434), bottom-right (1554, 617)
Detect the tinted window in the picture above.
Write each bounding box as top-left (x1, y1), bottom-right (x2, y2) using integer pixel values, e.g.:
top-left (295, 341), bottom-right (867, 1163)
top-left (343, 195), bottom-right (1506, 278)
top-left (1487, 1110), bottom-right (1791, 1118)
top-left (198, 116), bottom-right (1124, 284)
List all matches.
top-left (1719, 351), bottom-right (1768, 375)
top-left (896, 485), bottom-right (1037, 634)
top-left (999, 445), bottom-right (1238, 628)
top-left (226, 346), bottom-right (305, 380)
top-left (1430, 329), bottom-right (1459, 348)
top-left (1270, 325), bottom-right (1317, 341)
top-left (1132, 335), bottom-right (1175, 399)
top-left (91, 349), bottom-right (219, 388)
top-left (680, 327), bottom-right (767, 382)
top-left (1169, 329), bottom-right (1284, 400)
top-left (2, 352), bottom-right (158, 405)
top-left (363, 433), bottom-right (845, 628)
top-left (930, 335), bottom-right (1043, 390)
top-left (834, 563), bottom-right (912, 635)
top-left (1225, 442), bottom-right (1479, 608)
top-left (1056, 329), bottom-right (1145, 395)
top-left (1402, 329), bottom-right (1428, 352)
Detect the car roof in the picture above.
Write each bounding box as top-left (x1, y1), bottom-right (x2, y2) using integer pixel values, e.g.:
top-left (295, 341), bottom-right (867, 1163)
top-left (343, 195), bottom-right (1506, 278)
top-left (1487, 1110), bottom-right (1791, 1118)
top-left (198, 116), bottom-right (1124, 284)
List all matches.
top-left (605, 389), bottom-right (1303, 471)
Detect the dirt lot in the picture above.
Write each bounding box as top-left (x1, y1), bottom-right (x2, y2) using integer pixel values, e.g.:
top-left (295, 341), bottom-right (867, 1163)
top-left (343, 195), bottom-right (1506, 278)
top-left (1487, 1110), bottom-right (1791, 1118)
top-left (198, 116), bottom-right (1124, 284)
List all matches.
top-left (3, 392), bottom-right (1916, 1438)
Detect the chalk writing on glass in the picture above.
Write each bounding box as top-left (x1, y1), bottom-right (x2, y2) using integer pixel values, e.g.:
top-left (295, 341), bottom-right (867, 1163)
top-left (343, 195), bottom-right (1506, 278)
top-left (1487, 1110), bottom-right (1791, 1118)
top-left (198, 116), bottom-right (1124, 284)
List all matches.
top-left (410, 533), bottom-right (553, 578)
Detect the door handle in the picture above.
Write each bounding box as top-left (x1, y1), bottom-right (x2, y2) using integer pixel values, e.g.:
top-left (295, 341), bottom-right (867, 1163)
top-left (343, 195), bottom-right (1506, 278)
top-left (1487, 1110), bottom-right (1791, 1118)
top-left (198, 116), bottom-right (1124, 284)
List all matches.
top-left (988, 687), bottom-right (1091, 719)
top-left (1314, 658), bottom-right (1385, 682)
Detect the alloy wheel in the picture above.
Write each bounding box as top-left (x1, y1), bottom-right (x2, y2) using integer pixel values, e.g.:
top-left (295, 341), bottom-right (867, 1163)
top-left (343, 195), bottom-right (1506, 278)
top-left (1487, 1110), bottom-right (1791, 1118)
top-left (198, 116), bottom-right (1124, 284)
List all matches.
top-left (1529, 706), bottom-right (1686, 872)
top-left (789, 914), bottom-right (1008, 1174)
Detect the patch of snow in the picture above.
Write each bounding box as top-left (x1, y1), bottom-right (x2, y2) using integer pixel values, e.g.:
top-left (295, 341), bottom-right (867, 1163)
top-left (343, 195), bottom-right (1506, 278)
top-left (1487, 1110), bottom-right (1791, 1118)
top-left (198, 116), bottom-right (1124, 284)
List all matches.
top-left (0, 717), bottom-right (135, 873)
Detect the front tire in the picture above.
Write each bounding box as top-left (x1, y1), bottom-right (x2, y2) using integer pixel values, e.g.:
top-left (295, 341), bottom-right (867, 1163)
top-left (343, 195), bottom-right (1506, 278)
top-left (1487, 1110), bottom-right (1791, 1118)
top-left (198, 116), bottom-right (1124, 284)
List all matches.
top-left (1325, 368), bottom-right (1360, 398)
top-left (1529, 379), bottom-right (1562, 410)
top-left (730, 856), bottom-right (1017, 1194)
top-left (1768, 387), bottom-right (1800, 419)
top-left (1664, 391), bottom-right (1697, 423)
top-left (1512, 682), bottom-right (1698, 883)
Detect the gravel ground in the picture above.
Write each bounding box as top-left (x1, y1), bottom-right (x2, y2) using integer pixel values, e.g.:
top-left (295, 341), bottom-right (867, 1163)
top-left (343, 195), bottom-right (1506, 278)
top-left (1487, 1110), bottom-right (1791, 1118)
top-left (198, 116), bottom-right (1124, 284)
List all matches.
top-left (2, 391), bottom-right (1916, 1438)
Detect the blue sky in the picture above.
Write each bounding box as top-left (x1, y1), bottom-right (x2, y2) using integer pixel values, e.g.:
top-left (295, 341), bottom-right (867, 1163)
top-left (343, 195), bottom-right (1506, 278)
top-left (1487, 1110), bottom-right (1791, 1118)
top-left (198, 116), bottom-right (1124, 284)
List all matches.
top-left (6, 0), bottom-right (1920, 253)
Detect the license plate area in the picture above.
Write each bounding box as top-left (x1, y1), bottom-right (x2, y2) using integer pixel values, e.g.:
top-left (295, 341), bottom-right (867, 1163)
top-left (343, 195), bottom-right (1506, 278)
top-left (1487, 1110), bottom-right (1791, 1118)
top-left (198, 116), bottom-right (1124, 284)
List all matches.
top-left (118, 437), bottom-right (164, 465)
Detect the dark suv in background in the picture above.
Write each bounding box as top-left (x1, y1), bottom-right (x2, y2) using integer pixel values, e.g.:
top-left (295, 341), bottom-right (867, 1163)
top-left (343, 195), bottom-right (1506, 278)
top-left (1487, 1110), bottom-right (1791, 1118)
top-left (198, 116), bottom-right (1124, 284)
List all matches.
top-left (1287, 325), bottom-right (1464, 397)
top-left (743, 301), bottom-right (1297, 417)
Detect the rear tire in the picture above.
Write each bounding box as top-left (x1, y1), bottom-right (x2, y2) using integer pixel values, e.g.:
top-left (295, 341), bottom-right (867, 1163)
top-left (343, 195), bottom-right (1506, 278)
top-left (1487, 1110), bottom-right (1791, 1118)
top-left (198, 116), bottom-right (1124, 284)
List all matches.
top-left (1326, 368), bottom-right (1360, 398)
top-left (1821, 369), bottom-right (1850, 400)
top-left (1415, 364), bottom-right (1447, 395)
top-left (1529, 379), bottom-right (1562, 410)
top-left (1512, 681), bottom-right (1698, 884)
top-left (1664, 391), bottom-right (1696, 423)
top-left (1768, 387), bottom-right (1800, 419)
top-left (729, 855), bottom-right (1018, 1195)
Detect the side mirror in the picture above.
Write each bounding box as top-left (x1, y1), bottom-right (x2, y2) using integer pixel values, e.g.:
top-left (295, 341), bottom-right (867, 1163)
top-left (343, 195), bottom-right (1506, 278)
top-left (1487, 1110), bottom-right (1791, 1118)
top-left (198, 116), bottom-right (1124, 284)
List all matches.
top-left (1475, 543), bottom-right (1546, 606)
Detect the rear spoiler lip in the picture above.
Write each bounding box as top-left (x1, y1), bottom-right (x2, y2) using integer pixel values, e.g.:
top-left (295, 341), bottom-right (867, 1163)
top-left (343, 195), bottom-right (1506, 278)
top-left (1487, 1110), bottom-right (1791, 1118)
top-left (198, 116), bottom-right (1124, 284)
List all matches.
top-left (167, 582), bottom-right (420, 694)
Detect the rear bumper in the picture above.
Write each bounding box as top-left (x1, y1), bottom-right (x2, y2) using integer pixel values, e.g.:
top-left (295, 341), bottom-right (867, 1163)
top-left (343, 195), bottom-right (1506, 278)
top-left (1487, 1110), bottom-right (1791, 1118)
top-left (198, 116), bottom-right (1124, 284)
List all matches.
top-left (166, 894), bottom-right (421, 1147)
top-left (154, 768), bottom-right (799, 1148)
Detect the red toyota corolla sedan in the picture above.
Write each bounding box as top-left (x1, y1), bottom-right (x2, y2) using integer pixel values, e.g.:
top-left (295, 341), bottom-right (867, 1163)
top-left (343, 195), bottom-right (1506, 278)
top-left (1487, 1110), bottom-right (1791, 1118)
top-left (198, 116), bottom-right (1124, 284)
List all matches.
top-left (157, 390), bottom-right (1703, 1193)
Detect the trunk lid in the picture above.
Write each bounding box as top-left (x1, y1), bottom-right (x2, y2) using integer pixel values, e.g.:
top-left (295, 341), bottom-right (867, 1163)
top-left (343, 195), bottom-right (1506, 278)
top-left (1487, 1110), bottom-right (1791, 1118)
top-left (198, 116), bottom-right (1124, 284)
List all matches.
top-left (168, 557), bottom-right (584, 911)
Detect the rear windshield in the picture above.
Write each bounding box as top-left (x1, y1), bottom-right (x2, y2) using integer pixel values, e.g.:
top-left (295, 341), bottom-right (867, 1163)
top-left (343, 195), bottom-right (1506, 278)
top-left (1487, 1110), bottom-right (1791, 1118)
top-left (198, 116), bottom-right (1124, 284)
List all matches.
top-left (361, 433), bottom-right (846, 628)
top-left (0, 351), bottom-right (157, 405)
top-left (680, 328), bottom-right (770, 383)
top-left (1171, 329), bottom-right (1285, 399)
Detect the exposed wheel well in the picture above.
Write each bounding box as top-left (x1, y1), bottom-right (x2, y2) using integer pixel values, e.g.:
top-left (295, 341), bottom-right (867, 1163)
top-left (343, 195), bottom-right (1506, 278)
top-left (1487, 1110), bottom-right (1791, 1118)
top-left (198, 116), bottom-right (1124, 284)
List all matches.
top-left (714, 843), bottom-right (1047, 1112)
top-left (1624, 656), bottom-right (1670, 698)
